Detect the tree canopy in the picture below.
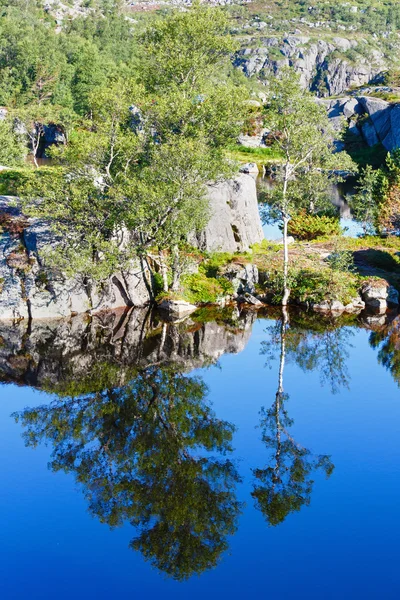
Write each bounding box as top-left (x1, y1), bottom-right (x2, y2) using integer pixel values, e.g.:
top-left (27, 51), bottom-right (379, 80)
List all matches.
top-left (16, 3), bottom-right (248, 285)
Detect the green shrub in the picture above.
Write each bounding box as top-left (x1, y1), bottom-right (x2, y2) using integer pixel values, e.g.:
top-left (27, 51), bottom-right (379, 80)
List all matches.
top-left (262, 265), bottom-right (360, 305)
top-left (0, 166), bottom-right (62, 195)
top-left (287, 211), bottom-right (341, 240)
top-left (291, 268), bottom-right (360, 305)
top-left (181, 272), bottom-right (234, 304)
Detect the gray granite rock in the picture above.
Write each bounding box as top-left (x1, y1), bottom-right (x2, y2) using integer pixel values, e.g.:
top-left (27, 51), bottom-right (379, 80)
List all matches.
top-left (361, 281), bottom-right (399, 311)
top-left (0, 172), bottom-right (264, 319)
top-left (190, 174), bottom-right (264, 253)
top-left (220, 263), bottom-right (259, 295)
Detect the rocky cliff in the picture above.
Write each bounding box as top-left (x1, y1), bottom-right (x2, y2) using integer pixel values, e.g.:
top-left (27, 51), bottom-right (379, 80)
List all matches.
top-left (319, 95), bottom-right (400, 152)
top-left (0, 174), bottom-right (264, 320)
top-left (235, 36), bottom-right (386, 97)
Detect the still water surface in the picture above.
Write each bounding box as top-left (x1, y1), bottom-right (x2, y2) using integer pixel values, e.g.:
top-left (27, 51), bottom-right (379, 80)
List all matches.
top-left (0, 307), bottom-right (400, 599)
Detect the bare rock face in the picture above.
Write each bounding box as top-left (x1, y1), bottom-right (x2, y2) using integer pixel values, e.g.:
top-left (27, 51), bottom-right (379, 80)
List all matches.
top-left (234, 37), bottom-right (386, 97)
top-left (0, 197), bottom-right (152, 320)
top-left (321, 95), bottom-right (400, 152)
top-left (191, 174), bottom-right (264, 253)
top-left (219, 263), bottom-right (259, 295)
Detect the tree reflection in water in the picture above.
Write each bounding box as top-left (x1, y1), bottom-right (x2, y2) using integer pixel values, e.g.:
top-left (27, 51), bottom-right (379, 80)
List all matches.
top-left (253, 309), bottom-right (335, 527)
top-left (369, 315), bottom-right (400, 385)
top-left (13, 366), bottom-right (242, 580)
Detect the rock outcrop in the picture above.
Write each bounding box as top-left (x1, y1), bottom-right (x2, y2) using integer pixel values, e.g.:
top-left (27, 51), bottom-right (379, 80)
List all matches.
top-left (0, 174), bottom-right (264, 320)
top-left (189, 174), bottom-right (264, 253)
top-left (320, 95), bottom-right (400, 151)
top-left (361, 279), bottom-right (399, 312)
top-left (234, 36), bottom-right (386, 97)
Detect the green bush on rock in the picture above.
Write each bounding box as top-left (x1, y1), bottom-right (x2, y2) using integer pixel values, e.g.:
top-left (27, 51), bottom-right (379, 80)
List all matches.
top-left (181, 272), bottom-right (234, 304)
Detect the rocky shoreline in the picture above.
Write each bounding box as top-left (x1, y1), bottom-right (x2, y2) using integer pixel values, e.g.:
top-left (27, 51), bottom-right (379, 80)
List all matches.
top-left (0, 174), bottom-right (263, 321)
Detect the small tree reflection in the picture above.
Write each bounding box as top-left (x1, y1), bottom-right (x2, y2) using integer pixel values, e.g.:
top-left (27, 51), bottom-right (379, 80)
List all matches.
top-left (253, 309), bottom-right (334, 526)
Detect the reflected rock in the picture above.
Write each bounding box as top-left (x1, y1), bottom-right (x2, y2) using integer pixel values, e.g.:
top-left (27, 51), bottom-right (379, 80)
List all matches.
top-left (0, 308), bottom-right (256, 392)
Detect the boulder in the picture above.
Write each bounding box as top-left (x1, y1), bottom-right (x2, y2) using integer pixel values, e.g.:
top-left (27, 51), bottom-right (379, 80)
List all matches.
top-left (343, 98), bottom-right (360, 118)
top-left (219, 263), bottom-right (259, 295)
top-left (386, 105), bottom-right (400, 151)
top-left (236, 292), bottom-right (263, 306)
top-left (344, 297), bottom-right (365, 312)
top-left (239, 162), bottom-right (259, 174)
top-left (358, 97), bottom-right (391, 139)
top-left (238, 131), bottom-right (268, 148)
top-left (157, 299), bottom-right (198, 320)
top-left (361, 120), bottom-right (379, 147)
top-left (361, 280), bottom-right (399, 311)
top-left (330, 300), bottom-right (345, 312)
top-left (190, 174), bottom-right (264, 253)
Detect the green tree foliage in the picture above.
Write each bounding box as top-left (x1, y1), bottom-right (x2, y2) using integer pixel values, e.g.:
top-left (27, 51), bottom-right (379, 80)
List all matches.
top-left (0, 0), bottom-right (135, 111)
top-left (0, 118), bottom-right (27, 166)
top-left (18, 4), bottom-right (248, 285)
top-left (369, 315), bottom-right (400, 386)
top-left (261, 311), bottom-right (354, 394)
top-left (13, 365), bottom-right (242, 580)
top-left (351, 165), bottom-right (387, 234)
top-left (350, 149), bottom-right (400, 235)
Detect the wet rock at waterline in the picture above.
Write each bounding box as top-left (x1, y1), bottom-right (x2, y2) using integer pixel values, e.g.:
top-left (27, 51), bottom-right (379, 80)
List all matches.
top-left (158, 299), bottom-right (198, 319)
top-left (309, 296), bottom-right (365, 314)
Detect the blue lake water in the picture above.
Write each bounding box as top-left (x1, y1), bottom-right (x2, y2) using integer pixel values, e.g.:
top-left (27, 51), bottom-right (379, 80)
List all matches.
top-left (0, 308), bottom-right (399, 599)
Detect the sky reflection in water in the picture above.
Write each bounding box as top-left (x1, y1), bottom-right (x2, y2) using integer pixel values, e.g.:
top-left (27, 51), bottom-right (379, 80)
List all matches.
top-left (0, 308), bottom-right (400, 599)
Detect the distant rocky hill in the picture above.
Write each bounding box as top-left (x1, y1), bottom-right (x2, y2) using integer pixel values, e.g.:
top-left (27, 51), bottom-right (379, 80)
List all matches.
top-left (40, 1), bottom-right (400, 99)
top-left (234, 36), bottom-right (387, 97)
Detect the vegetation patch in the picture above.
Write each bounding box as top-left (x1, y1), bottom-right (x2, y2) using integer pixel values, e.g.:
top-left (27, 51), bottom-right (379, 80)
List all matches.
top-left (181, 271), bottom-right (234, 305)
top-left (287, 211), bottom-right (341, 241)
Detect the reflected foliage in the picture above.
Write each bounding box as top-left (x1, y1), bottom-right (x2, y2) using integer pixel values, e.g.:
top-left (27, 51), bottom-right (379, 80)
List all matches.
top-left (14, 366), bottom-right (242, 580)
top-left (261, 312), bottom-right (355, 394)
top-left (369, 315), bottom-right (400, 386)
top-left (252, 399), bottom-right (334, 526)
top-left (253, 311), bottom-right (334, 526)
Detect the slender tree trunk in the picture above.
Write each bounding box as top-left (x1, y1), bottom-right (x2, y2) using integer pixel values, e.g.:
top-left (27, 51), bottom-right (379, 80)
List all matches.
top-left (282, 166), bottom-right (290, 306)
top-left (171, 245), bottom-right (180, 292)
top-left (274, 306), bottom-right (288, 484)
top-left (277, 306), bottom-right (288, 399)
top-left (159, 250), bottom-right (169, 293)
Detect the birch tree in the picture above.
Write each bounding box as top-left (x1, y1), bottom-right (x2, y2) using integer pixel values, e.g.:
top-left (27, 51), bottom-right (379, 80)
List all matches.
top-left (262, 70), bottom-right (337, 305)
